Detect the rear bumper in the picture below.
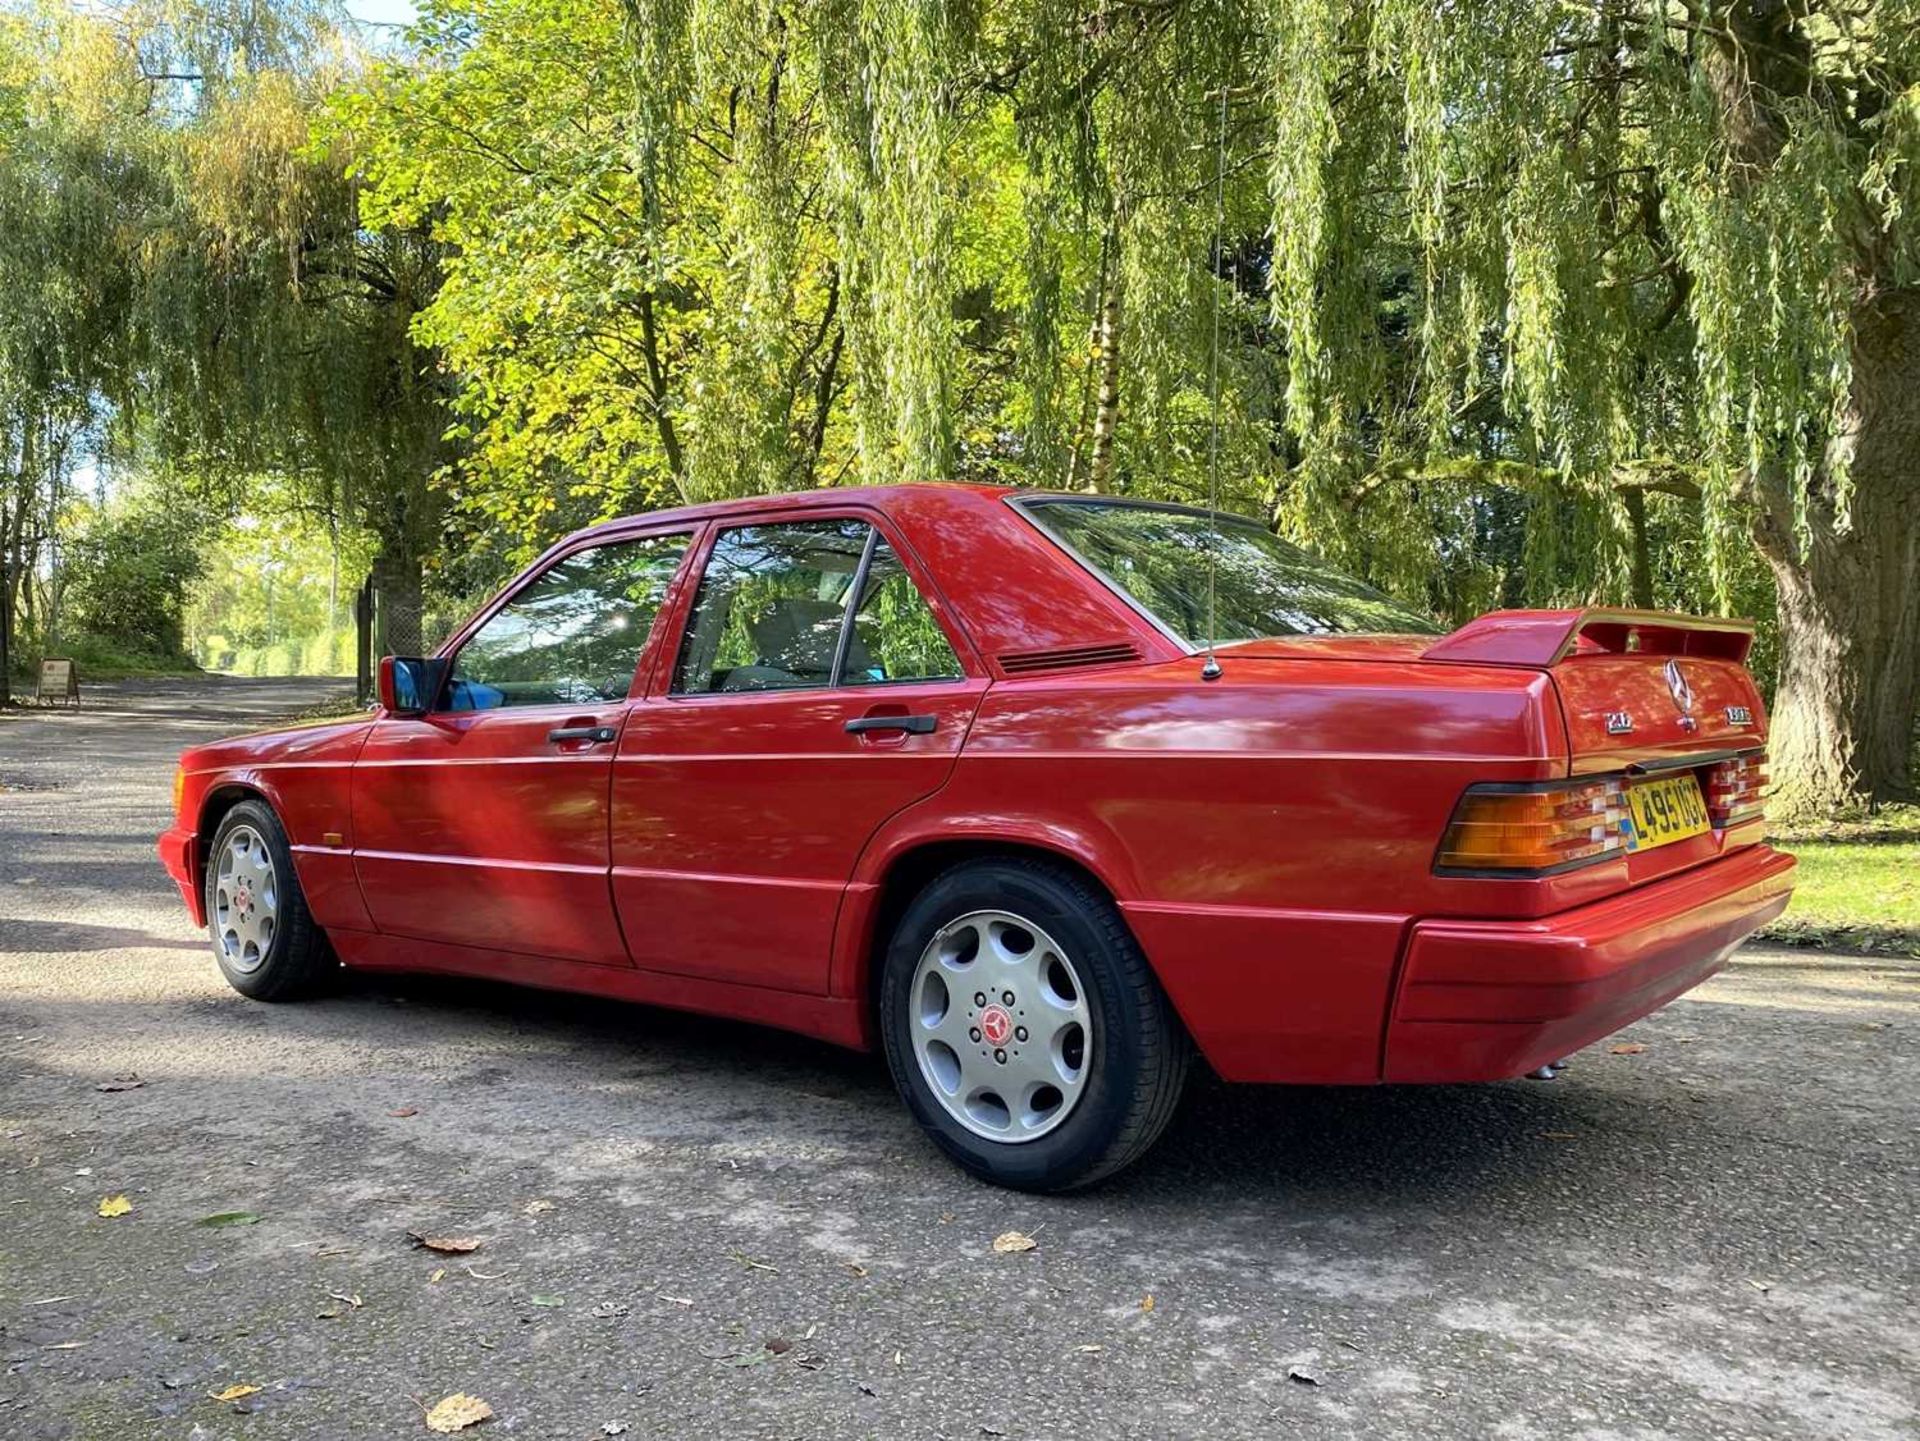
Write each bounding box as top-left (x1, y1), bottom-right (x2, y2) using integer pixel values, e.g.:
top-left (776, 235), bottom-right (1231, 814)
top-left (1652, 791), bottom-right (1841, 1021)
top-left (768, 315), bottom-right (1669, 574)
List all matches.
top-left (157, 825), bottom-right (205, 928)
top-left (1383, 843), bottom-right (1795, 1081)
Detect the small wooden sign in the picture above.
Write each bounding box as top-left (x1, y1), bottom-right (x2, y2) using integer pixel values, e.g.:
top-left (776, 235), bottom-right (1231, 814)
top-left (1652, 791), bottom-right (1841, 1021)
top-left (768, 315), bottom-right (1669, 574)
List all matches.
top-left (36, 656), bottom-right (79, 708)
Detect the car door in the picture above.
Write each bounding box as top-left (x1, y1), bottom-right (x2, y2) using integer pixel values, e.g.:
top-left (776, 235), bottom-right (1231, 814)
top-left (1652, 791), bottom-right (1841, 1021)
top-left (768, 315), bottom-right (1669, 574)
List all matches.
top-left (612, 512), bottom-right (988, 993)
top-left (352, 529), bottom-right (696, 966)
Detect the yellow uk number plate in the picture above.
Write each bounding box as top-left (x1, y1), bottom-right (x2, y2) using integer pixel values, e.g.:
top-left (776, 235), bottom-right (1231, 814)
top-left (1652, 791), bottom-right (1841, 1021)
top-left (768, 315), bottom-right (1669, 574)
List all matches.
top-left (1625, 774), bottom-right (1711, 852)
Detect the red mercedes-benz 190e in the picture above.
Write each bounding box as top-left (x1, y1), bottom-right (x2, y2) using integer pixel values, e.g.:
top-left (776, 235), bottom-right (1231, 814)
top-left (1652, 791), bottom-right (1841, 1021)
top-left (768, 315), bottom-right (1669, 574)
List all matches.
top-left (158, 485), bottom-right (1794, 1190)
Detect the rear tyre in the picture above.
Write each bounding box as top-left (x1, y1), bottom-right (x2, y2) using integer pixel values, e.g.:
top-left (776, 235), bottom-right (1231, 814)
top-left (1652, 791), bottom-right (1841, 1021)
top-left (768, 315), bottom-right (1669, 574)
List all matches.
top-left (204, 799), bottom-right (332, 1001)
top-left (879, 856), bottom-right (1189, 1191)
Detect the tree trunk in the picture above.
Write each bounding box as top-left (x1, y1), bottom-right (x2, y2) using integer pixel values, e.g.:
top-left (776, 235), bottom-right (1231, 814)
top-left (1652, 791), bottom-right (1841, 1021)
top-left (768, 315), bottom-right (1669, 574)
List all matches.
top-left (1085, 257), bottom-right (1122, 493)
top-left (1622, 485), bottom-right (1654, 609)
top-left (1752, 288), bottom-right (1920, 820)
top-left (0, 558), bottom-right (11, 709)
top-left (371, 547), bottom-right (425, 658)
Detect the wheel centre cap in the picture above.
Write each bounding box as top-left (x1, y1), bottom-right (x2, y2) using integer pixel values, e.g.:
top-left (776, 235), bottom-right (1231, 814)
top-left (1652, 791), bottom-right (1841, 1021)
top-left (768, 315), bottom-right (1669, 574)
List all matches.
top-left (980, 1004), bottom-right (1013, 1047)
top-left (233, 880), bottom-right (252, 916)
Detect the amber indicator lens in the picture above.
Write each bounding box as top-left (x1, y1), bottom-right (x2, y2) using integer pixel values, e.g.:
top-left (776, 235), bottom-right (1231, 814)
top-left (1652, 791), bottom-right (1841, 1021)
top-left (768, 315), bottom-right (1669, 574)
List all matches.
top-left (1436, 777), bottom-right (1629, 873)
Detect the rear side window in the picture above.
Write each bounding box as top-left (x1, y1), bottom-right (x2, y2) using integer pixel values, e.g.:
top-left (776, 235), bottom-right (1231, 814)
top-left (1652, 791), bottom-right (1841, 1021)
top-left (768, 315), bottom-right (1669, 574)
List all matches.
top-left (1022, 498), bottom-right (1441, 642)
top-left (444, 532), bottom-right (692, 710)
top-left (672, 521), bottom-right (964, 694)
top-left (842, 539), bottom-right (963, 686)
top-left (673, 521), bottom-right (870, 694)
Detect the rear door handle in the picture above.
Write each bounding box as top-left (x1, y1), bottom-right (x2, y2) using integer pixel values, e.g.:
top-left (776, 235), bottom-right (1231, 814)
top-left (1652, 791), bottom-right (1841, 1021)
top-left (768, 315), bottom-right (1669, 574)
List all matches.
top-left (845, 714), bottom-right (937, 735)
top-left (548, 725), bottom-right (618, 744)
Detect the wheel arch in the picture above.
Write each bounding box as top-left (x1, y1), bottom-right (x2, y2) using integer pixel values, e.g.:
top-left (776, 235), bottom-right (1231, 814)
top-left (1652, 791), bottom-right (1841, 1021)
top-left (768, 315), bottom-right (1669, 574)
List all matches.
top-left (194, 781), bottom-right (276, 881)
top-left (848, 835), bottom-right (1133, 1031)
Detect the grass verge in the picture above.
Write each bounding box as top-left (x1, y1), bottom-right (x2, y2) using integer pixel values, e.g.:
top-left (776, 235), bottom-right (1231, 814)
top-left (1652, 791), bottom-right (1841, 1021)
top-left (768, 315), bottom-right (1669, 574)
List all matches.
top-left (1761, 803), bottom-right (1919, 957)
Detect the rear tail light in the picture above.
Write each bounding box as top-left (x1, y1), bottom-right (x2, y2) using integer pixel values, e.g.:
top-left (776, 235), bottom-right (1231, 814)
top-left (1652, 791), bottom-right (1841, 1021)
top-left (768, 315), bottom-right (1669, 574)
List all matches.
top-left (1704, 751), bottom-right (1767, 828)
top-left (1435, 777), bottom-right (1629, 875)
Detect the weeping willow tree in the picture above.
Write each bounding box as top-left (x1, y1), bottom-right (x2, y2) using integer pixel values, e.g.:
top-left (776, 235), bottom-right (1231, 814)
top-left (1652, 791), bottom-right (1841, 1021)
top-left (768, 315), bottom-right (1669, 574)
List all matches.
top-left (1267, 0), bottom-right (1919, 819)
top-left (125, 3), bottom-right (452, 653)
top-left (0, 0), bottom-right (451, 663)
top-left (339, 0), bottom-right (1914, 817)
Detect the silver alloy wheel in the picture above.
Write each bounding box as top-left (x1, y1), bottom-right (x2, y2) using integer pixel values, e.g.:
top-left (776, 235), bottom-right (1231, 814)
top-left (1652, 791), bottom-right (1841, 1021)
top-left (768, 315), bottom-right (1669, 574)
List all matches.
top-left (907, 909), bottom-right (1094, 1143)
top-left (213, 823), bottom-right (279, 974)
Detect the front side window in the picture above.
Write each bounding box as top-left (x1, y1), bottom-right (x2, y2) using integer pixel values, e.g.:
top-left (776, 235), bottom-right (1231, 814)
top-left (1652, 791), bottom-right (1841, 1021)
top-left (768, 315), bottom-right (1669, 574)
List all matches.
top-left (1022, 499), bottom-right (1441, 643)
top-left (444, 532), bottom-right (691, 710)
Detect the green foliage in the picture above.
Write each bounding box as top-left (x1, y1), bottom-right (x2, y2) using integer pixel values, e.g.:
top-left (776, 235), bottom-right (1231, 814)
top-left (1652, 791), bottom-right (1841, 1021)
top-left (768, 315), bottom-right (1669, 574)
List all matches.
top-left (61, 490), bottom-right (206, 661)
top-left (325, 0), bottom-right (1915, 644)
top-left (188, 492), bottom-right (372, 674)
top-left (1, 0), bottom-right (1913, 758)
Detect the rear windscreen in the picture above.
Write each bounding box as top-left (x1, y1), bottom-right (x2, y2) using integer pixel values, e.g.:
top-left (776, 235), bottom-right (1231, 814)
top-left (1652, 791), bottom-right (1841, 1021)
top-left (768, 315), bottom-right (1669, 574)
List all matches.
top-left (1023, 499), bottom-right (1442, 643)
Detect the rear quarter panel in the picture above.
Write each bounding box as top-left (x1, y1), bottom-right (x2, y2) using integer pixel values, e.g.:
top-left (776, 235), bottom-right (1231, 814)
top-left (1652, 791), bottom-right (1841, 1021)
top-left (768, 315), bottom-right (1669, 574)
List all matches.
top-left (854, 657), bottom-right (1568, 1081)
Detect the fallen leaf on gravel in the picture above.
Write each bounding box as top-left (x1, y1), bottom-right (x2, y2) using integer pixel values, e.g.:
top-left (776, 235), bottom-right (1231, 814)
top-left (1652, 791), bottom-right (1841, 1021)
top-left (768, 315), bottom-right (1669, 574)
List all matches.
top-left (97, 1195), bottom-right (132, 1218)
top-left (464, 1266), bottom-right (505, 1281)
top-left (728, 1252), bottom-right (778, 1273)
top-left (657, 1293), bottom-right (693, 1307)
top-left (991, 1231), bottom-right (1037, 1254)
top-left (793, 1353), bottom-right (825, 1371)
top-left (843, 1261), bottom-right (869, 1278)
top-left (522, 1199), bottom-right (555, 1215)
top-left (424, 1393), bottom-right (493, 1433)
top-left (1073, 1344), bottom-right (1103, 1355)
top-left (765, 1337), bottom-right (792, 1355)
top-left (589, 1302), bottom-right (629, 1319)
top-left (602, 1425), bottom-right (628, 1437)
top-left (198, 1211), bottom-right (261, 1228)
top-left (1539, 1130), bottom-right (1579, 1140)
top-left (1609, 1042), bottom-right (1647, 1055)
top-left (1140, 1295), bottom-right (1155, 1313)
top-left (428, 1268), bottom-right (446, 1284)
top-left (318, 1290), bottom-right (364, 1318)
top-left (390, 1108), bottom-right (419, 1118)
top-left (409, 1232), bottom-right (481, 1254)
top-left (207, 1384), bottom-right (260, 1403)
top-left (529, 1294), bottom-right (564, 1308)
top-left (1748, 1278), bottom-right (1773, 1293)
top-left (1287, 1366), bottom-right (1321, 1386)
top-left (95, 1076), bottom-right (145, 1092)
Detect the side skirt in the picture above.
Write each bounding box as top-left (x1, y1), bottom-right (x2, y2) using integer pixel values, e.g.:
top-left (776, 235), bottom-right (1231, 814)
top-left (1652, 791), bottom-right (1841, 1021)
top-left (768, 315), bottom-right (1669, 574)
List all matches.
top-left (328, 929), bottom-right (871, 1052)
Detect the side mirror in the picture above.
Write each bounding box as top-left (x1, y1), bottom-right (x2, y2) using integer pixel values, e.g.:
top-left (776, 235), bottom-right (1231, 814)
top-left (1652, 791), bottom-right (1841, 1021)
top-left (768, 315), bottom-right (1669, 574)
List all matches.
top-left (377, 656), bottom-right (447, 715)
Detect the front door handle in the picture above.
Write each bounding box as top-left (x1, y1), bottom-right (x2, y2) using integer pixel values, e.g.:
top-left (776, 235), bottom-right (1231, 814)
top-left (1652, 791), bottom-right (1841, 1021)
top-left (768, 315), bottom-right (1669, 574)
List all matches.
top-left (548, 724), bottom-right (618, 744)
top-left (845, 714), bottom-right (937, 736)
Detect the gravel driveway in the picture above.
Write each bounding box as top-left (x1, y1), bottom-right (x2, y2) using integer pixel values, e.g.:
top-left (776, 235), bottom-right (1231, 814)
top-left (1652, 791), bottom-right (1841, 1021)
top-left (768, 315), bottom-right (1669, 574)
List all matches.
top-left (1, 676), bottom-right (1915, 1439)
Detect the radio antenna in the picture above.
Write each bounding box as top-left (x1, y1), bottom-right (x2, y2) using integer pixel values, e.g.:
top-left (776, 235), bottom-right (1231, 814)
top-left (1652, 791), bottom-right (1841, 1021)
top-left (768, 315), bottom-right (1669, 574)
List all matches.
top-left (1200, 71), bottom-right (1229, 683)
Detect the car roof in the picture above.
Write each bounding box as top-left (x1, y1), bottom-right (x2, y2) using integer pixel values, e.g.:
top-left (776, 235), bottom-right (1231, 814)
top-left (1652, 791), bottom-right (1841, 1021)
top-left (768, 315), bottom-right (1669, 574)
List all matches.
top-left (559, 481), bottom-right (1022, 545)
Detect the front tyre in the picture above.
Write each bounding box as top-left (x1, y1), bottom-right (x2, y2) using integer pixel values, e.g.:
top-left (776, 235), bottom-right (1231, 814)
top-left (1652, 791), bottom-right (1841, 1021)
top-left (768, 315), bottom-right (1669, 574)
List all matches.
top-left (204, 799), bottom-right (332, 1001)
top-left (879, 857), bottom-right (1189, 1191)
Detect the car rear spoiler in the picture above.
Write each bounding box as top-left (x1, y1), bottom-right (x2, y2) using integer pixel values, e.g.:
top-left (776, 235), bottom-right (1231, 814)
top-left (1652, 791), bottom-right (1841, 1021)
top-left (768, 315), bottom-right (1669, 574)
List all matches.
top-left (1421, 608), bottom-right (1756, 668)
